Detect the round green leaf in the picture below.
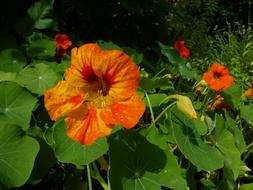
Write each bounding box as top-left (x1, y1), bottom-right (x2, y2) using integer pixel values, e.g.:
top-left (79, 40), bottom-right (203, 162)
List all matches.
top-left (171, 109), bottom-right (224, 171)
top-left (17, 63), bottom-right (58, 95)
top-left (239, 183), bottom-right (253, 190)
top-left (0, 71), bottom-right (17, 83)
top-left (52, 120), bottom-right (109, 165)
top-left (0, 124), bottom-right (39, 188)
top-left (0, 49), bottom-right (26, 72)
top-left (26, 39), bottom-right (55, 59)
top-left (240, 105), bottom-right (253, 127)
top-left (108, 130), bottom-right (188, 190)
top-left (0, 82), bottom-right (37, 129)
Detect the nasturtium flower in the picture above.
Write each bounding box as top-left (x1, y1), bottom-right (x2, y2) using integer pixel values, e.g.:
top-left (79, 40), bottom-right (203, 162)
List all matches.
top-left (44, 43), bottom-right (145, 145)
top-left (242, 82), bottom-right (253, 98)
top-left (208, 94), bottom-right (229, 111)
top-left (174, 40), bottom-right (190, 58)
top-left (55, 34), bottom-right (72, 59)
top-left (55, 34), bottom-right (72, 50)
top-left (202, 63), bottom-right (234, 92)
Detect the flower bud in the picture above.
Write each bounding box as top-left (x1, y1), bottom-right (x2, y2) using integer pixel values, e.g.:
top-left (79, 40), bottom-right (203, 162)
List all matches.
top-left (169, 95), bottom-right (197, 119)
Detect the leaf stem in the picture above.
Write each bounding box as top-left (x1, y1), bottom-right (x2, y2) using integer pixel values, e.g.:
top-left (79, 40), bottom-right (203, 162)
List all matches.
top-left (87, 164), bottom-right (93, 190)
top-left (152, 101), bottom-right (176, 125)
top-left (92, 162), bottom-right (109, 190)
top-left (145, 92), bottom-right (155, 123)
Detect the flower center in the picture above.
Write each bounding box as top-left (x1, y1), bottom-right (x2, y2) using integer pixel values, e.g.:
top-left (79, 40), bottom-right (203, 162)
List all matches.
top-left (214, 72), bottom-right (221, 79)
top-left (98, 77), bottom-right (109, 96)
top-left (86, 76), bottom-right (111, 108)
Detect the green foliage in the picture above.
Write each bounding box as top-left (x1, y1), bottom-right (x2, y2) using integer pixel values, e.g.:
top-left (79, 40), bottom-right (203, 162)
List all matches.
top-left (0, 82), bottom-right (37, 129)
top-left (240, 105), bottom-right (253, 127)
top-left (27, 0), bottom-right (55, 29)
top-left (17, 62), bottom-right (59, 95)
top-left (0, 0), bottom-right (253, 189)
top-left (49, 120), bottom-right (109, 166)
top-left (26, 39), bottom-right (55, 59)
top-left (0, 49), bottom-right (26, 72)
top-left (108, 130), bottom-right (187, 190)
top-left (0, 124), bottom-right (39, 188)
top-left (171, 109), bottom-right (224, 171)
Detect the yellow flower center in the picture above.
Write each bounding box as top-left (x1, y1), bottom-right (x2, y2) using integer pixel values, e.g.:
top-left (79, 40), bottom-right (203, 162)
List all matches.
top-left (85, 77), bottom-right (111, 109)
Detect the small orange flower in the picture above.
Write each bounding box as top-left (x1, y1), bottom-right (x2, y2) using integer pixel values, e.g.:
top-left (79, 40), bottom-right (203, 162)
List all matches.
top-left (44, 43), bottom-right (145, 145)
top-left (202, 63), bottom-right (234, 91)
top-left (208, 94), bottom-right (229, 111)
top-left (242, 82), bottom-right (253, 98)
top-left (174, 40), bottom-right (190, 58)
top-left (55, 34), bottom-right (72, 59)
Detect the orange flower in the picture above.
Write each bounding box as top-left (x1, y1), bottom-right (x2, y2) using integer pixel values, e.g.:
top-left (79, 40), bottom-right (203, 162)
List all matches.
top-left (174, 40), bottom-right (190, 58)
top-left (202, 63), bottom-right (234, 91)
top-left (208, 94), bottom-right (229, 111)
top-left (55, 34), bottom-right (72, 59)
top-left (44, 44), bottom-right (145, 145)
top-left (242, 82), bottom-right (253, 98)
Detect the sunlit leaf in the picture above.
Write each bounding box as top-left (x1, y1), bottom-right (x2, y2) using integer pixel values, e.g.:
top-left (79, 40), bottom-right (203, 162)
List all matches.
top-left (26, 39), bottom-right (55, 59)
top-left (144, 93), bottom-right (168, 107)
top-left (0, 71), bottom-right (17, 82)
top-left (0, 124), bottom-right (39, 188)
top-left (239, 183), bottom-right (253, 190)
top-left (52, 120), bottom-right (108, 165)
top-left (0, 82), bottom-right (37, 129)
top-left (240, 105), bottom-right (253, 127)
top-left (171, 109), bottom-right (224, 171)
top-left (17, 63), bottom-right (58, 95)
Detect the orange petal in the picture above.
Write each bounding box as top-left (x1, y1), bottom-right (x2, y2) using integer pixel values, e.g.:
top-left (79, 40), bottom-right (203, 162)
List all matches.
top-left (67, 43), bottom-right (140, 100)
top-left (102, 50), bottom-right (140, 100)
top-left (44, 81), bottom-right (84, 120)
top-left (101, 94), bottom-right (145, 129)
top-left (66, 107), bottom-right (113, 145)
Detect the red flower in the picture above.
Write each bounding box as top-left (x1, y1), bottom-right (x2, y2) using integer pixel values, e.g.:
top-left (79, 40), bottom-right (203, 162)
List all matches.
top-left (202, 63), bottom-right (234, 92)
top-left (55, 34), bottom-right (72, 59)
top-left (55, 34), bottom-right (72, 50)
top-left (174, 40), bottom-right (190, 58)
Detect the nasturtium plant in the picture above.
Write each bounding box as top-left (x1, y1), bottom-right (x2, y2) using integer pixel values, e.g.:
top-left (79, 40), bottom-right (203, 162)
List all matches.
top-left (108, 130), bottom-right (188, 190)
top-left (0, 124), bottom-right (39, 188)
top-left (0, 49), bottom-right (26, 72)
top-left (17, 62), bottom-right (58, 95)
top-left (27, 0), bottom-right (54, 30)
top-left (50, 120), bottom-right (109, 166)
top-left (0, 82), bottom-right (37, 129)
top-left (171, 109), bottom-right (224, 171)
top-left (1, 1), bottom-right (253, 189)
top-left (26, 39), bottom-right (55, 59)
